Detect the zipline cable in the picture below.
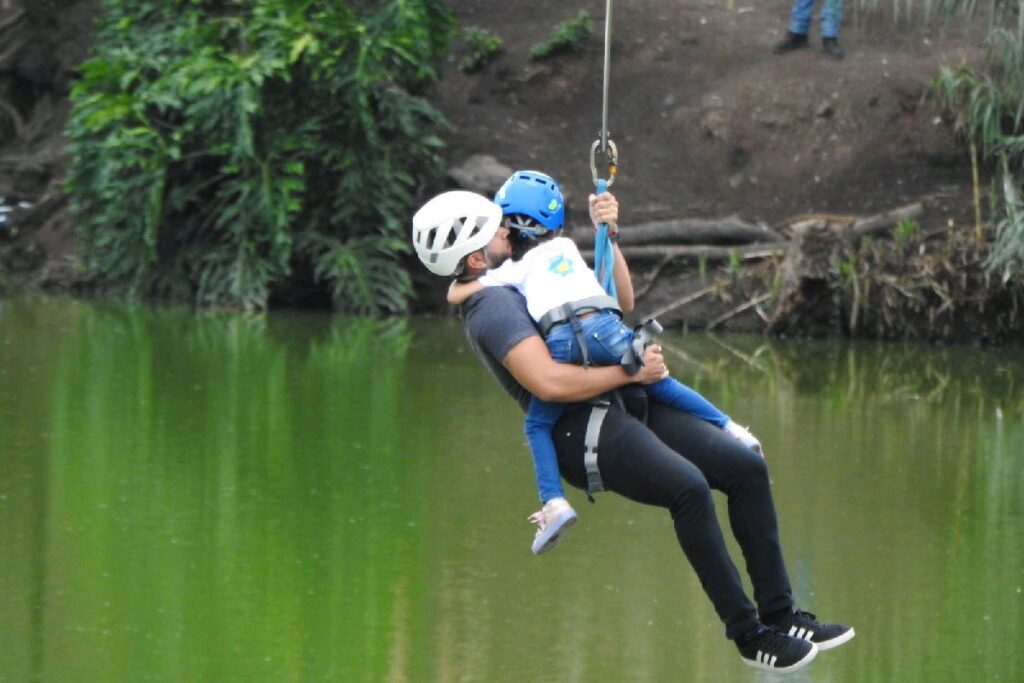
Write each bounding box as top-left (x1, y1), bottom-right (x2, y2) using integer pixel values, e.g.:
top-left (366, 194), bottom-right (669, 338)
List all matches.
top-left (591, 0), bottom-right (618, 298)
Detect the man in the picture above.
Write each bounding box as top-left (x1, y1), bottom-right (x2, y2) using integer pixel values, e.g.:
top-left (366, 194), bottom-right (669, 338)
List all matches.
top-left (411, 184), bottom-right (854, 673)
top-left (773, 0), bottom-right (845, 60)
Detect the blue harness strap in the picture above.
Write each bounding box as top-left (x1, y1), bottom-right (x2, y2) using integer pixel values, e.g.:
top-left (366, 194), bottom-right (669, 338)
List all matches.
top-left (593, 178), bottom-right (617, 298)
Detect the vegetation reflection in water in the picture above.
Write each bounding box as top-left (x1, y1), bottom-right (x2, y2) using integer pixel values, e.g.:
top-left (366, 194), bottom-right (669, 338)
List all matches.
top-left (0, 297), bottom-right (1021, 683)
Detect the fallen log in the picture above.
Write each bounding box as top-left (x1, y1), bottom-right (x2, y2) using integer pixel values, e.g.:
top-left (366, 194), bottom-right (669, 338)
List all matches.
top-left (583, 241), bottom-right (788, 264)
top-left (570, 215), bottom-right (785, 249)
top-left (848, 202), bottom-right (924, 242)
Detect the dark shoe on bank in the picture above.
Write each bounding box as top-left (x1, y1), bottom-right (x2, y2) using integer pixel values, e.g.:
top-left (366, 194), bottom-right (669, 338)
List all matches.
top-left (822, 37), bottom-right (845, 60)
top-left (773, 31), bottom-right (809, 55)
top-left (737, 625), bottom-right (818, 673)
top-left (765, 609), bottom-right (856, 651)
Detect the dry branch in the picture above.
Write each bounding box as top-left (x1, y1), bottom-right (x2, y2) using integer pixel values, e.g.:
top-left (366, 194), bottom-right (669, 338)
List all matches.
top-left (707, 293), bottom-right (772, 331)
top-left (584, 241), bottom-right (788, 264)
top-left (645, 285), bottom-right (715, 320)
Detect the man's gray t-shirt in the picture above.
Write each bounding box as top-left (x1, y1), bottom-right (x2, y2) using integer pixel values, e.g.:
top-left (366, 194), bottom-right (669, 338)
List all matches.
top-left (461, 286), bottom-right (539, 412)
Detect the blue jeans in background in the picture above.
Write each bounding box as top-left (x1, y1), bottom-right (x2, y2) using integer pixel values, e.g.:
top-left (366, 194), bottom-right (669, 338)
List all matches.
top-left (524, 310), bottom-right (729, 503)
top-left (788, 0), bottom-right (843, 38)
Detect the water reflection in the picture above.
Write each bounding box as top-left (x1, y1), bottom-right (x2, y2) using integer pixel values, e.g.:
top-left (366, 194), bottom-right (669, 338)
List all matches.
top-left (0, 298), bottom-right (1021, 682)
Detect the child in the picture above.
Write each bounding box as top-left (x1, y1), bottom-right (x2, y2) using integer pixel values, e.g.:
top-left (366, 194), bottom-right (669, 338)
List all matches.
top-left (448, 171), bottom-right (761, 556)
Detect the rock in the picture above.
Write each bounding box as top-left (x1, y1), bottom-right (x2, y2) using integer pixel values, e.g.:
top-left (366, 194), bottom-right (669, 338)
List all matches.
top-left (701, 108), bottom-right (729, 139)
top-left (446, 154), bottom-right (513, 194)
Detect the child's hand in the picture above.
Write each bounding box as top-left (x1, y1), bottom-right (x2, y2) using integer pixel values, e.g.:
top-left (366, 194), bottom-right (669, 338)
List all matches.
top-left (589, 192), bottom-right (619, 230)
top-left (448, 278), bottom-right (484, 305)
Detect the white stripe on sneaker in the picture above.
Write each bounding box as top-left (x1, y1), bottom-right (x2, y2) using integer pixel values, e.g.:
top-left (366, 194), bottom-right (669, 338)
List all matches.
top-left (788, 625), bottom-right (815, 641)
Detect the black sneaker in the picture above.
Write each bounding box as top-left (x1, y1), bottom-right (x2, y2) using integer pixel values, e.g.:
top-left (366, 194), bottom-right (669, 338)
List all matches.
top-left (766, 609), bottom-right (856, 651)
top-left (773, 31), bottom-right (809, 55)
top-left (822, 37), bottom-right (845, 60)
top-left (737, 625), bottom-right (818, 673)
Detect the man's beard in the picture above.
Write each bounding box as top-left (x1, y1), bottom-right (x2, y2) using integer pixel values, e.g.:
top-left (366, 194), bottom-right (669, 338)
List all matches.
top-left (484, 245), bottom-right (510, 269)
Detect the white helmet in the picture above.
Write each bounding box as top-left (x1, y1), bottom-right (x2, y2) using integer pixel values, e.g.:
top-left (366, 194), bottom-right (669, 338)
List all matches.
top-left (412, 190), bottom-right (503, 276)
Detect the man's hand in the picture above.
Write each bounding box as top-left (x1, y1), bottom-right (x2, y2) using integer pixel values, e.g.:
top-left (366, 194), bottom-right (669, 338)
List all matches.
top-left (634, 344), bottom-right (668, 385)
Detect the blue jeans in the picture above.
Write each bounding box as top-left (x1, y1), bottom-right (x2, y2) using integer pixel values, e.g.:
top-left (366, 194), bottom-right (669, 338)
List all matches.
top-left (524, 310), bottom-right (730, 503)
top-left (788, 0), bottom-right (843, 38)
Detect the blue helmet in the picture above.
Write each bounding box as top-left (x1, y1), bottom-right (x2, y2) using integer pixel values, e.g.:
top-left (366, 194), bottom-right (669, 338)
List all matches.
top-left (493, 170), bottom-right (565, 237)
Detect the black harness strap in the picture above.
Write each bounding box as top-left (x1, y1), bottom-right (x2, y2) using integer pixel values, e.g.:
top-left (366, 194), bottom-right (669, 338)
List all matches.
top-left (537, 295), bottom-right (622, 337)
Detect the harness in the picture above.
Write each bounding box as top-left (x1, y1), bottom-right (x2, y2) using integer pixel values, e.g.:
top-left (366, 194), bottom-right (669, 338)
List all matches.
top-left (539, 296), bottom-right (664, 500)
top-left (538, 295), bottom-right (621, 367)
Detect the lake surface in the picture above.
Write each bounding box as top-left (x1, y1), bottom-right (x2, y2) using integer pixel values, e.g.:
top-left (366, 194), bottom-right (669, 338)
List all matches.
top-left (1, 296), bottom-right (1021, 682)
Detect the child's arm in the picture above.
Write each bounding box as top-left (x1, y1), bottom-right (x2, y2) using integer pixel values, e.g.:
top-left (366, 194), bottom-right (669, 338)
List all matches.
top-left (589, 192), bottom-right (634, 312)
top-left (448, 278), bottom-right (484, 305)
top-left (610, 241), bottom-right (634, 312)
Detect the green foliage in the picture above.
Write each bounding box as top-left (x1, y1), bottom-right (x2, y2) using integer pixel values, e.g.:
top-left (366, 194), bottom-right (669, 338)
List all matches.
top-left (66, 0), bottom-right (455, 312)
top-left (993, 155), bottom-right (1024, 280)
top-left (727, 248), bottom-right (742, 270)
top-left (836, 257), bottom-right (857, 289)
top-left (529, 11), bottom-right (592, 60)
top-left (933, 25), bottom-right (1024, 281)
top-left (895, 217), bottom-right (919, 245)
top-left (460, 27), bottom-right (502, 73)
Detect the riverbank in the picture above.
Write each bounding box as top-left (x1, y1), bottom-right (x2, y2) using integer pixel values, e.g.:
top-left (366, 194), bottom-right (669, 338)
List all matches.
top-left (2, 0), bottom-right (1021, 343)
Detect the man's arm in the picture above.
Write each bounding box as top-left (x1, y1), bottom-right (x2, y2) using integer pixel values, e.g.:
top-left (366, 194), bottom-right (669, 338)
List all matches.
top-left (504, 335), bottom-right (666, 403)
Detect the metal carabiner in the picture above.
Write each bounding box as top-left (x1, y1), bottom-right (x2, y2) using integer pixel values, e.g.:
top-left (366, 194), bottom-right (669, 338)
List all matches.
top-left (590, 136), bottom-right (619, 188)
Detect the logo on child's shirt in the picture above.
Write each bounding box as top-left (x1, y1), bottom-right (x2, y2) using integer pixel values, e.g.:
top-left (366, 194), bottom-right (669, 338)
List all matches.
top-left (547, 253), bottom-right (573, 276)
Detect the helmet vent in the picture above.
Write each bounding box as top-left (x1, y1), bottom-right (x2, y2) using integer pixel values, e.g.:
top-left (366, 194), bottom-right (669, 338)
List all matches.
top-left (442, 222), bottom-right (458, 248)
top-left (470, 215), bottom-right (489, 235)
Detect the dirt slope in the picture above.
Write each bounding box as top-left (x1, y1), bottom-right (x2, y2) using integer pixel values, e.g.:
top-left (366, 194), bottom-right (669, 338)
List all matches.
top-left (0, 0), bottom-right (991, 323)
top-left (431, 0), bottom-right (986, 228)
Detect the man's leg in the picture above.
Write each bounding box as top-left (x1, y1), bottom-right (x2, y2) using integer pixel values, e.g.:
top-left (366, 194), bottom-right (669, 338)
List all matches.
top-left (820, 0), bottom-right (843, 38)
top-left (646, 404), bottom-right (794, 619)
top-left (553, 406), bottom-right (760, 640)
top-left (819, 0), bottom-right (845, 59)
top-left (788, 0), bottom-right (816, 35)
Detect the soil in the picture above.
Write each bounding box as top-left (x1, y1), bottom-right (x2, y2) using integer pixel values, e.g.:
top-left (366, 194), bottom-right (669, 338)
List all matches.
top-left (0, 0), bottom-right (999, 336)
top-left (433, 0), bottom-right (985, 226)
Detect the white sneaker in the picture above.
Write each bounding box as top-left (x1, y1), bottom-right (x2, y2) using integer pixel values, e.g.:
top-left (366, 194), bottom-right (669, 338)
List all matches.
top-left (724, 420), bottom-right (763, 457)
top-left (528, 497), bottom-right (577, 555)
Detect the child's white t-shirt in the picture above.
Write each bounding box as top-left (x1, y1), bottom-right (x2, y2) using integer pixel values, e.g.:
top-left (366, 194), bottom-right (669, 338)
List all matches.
top-left (478, 236), bottom-right (607, 322)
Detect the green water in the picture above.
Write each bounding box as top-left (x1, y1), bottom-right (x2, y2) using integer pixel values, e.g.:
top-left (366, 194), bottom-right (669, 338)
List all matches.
top-left (0, 296), bottom-right (1021, 683)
